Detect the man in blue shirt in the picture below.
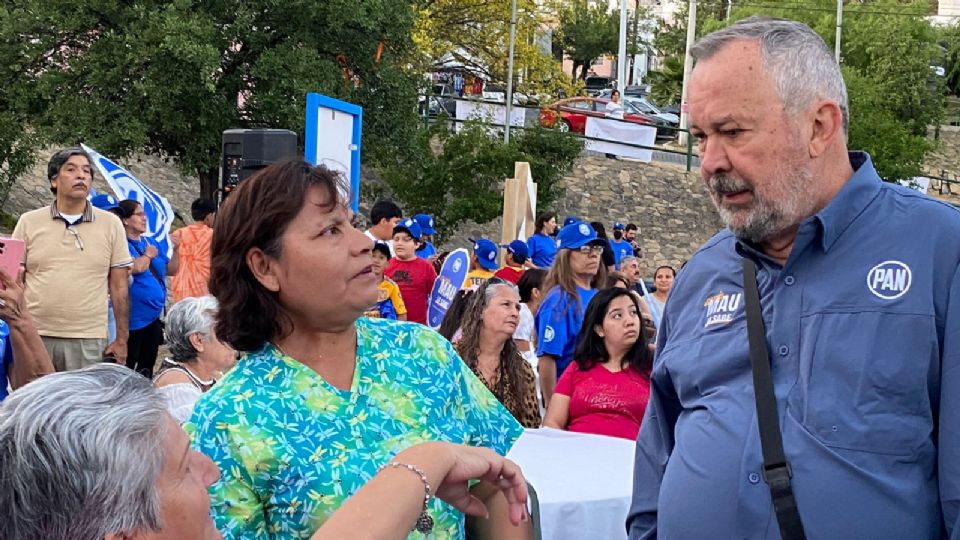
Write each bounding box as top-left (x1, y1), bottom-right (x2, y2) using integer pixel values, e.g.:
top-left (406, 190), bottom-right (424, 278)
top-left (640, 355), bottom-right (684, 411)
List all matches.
top-left (628, 17), bottom-right (960, 539)
top-left (526, 211), bottom-right (559, 268)
top-left (609, 222), bottom-right (634, 268)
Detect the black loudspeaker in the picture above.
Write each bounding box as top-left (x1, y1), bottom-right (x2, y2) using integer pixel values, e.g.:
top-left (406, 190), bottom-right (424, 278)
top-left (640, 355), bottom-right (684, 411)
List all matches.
top-left (220, 128), bottom-right (299, 203)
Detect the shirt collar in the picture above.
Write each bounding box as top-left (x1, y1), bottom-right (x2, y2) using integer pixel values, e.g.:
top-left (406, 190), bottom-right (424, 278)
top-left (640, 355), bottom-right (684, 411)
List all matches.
top-left (814, 151), bottom-right (882, 253)
top-left (48, 201), bottom-right (95, 224)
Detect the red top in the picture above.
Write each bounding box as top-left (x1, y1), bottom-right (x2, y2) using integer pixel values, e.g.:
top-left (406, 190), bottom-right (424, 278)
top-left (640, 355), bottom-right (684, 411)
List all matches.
top-left (385, 257), bottom-right (437, 324)
top-left (493, 266), bottom-right (524, 285)
top-left (554, 361), bottom-right (651, 440)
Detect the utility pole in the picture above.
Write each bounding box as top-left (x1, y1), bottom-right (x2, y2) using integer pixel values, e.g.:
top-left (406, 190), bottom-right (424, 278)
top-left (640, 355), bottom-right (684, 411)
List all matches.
top-left (678, 0), bottom-right (697, 147)
top-left (617, 0), bottom-right (629, 95)
top-left (835, 0), bottom-right (842, 63)
top-left (504, 0), bottom-right (518, 143)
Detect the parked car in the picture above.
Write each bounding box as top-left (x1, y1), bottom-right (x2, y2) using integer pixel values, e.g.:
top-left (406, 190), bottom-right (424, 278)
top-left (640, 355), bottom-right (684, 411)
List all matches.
top-left (585, 76), bottom-right (614, 95)
top-left (539, 97), bottom-right (674, 141)
top-left (623, 96), bottom-right (679, 126)
top-left (539, 97), bottom-right (654, 132)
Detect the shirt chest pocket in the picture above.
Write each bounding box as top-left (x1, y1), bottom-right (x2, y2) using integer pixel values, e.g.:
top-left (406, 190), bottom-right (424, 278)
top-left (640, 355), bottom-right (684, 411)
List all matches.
top-left (796, 310), bottom-right (936, 456)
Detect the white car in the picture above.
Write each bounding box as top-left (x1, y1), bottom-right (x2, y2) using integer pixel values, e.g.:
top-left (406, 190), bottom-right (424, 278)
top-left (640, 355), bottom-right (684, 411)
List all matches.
top-left (623, 96), bottom-right (679, 125)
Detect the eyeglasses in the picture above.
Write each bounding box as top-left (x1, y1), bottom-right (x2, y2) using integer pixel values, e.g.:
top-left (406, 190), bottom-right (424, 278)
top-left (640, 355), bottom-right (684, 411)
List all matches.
top-left (575, 245), bottom-right (604, 255)
top-left (66, 226), bottom-right (84, 251)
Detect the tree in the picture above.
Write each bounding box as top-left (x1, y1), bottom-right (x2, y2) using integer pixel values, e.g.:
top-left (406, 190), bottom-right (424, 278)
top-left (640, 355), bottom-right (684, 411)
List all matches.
top-left (554, 1), bottom-right (620, 81)
top-left (412, 0), bottom-right (571, 96)
top-left (380, 121), bottom-right (582, 238)
top-left (666, 0), bottom-right (943, 181)
top-left (0, 0), bottom-right (421, 202)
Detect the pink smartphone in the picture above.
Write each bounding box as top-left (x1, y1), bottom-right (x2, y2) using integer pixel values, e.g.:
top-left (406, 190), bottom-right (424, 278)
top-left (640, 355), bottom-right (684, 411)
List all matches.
top-left (0, 237), bottom-right (25, 284)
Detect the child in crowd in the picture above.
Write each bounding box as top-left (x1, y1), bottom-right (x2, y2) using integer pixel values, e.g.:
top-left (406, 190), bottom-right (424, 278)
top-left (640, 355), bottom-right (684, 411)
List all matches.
top-left (463, 238), bottom-right (499, 289)
top-left (365, 242), bottom-right (407, 321)
top-left (494, 240), bottom-right (528, 285)
top-left (414, 214), bottom-right (438, 261)
top-left (385, 219), bottom-right (437, 325)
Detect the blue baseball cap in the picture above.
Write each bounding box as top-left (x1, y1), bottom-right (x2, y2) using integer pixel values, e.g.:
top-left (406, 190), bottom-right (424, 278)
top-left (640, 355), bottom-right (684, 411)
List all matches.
top-left (472, 239), bottom-right (499, 271)
top-left (90, 194), bottom-right (119, 212)
top-left (393, 218), bottom-right (422, 241)
top-left (613, 222), bottom-right (625, 231)
top-left (558, 221), bottom-right (602, 249)
top-left (501, 240), bottom-right (528, 264)
top-left (413, 213), bottom-right (437, 235)
top-left (563, 216), bottom-right (579, 227)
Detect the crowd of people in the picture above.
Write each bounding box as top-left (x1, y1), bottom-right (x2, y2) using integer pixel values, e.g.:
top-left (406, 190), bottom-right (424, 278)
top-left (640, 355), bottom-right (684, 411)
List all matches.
top-left (0, 15), bottom-right (958, 540)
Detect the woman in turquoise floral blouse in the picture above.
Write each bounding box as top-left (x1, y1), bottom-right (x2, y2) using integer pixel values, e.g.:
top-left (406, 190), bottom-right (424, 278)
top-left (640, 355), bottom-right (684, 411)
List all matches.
top-left (188, 160), bottom-right (529, 540)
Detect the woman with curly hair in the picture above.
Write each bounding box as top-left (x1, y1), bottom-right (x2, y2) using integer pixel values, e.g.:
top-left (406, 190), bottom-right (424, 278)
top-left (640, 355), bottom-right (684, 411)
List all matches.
top-left (456, 279), bottom-right (542, 428)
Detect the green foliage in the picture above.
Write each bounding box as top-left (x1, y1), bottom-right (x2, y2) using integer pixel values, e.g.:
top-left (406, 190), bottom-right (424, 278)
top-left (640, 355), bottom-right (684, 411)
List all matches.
top-left (0, 0), bottom-right (421, 199)
top-left (667, 0), bottom-right (944, 181)
top-left (554, 2), bottom-right (620, 81)
top-left (380, 122), bottom-right (582, 238)
top-left (647, 56), bottom-right (683, 107)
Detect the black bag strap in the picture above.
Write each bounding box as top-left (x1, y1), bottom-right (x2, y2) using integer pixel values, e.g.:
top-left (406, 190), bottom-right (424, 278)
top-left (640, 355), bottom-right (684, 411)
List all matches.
top-left (741, 258), bottom-right (807, 540)
top-left (129, 238), bottom-right (166, 291)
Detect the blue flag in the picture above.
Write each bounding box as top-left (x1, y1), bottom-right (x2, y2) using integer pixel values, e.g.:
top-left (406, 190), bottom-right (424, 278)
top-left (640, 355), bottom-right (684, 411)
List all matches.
top-left (81, 144), bottom-right (175, 257)
top-left (427, 249), bottom-right (470, 330)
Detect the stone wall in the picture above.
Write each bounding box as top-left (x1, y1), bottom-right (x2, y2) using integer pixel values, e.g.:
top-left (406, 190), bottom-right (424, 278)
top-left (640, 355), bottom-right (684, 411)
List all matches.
top-left (440, 156), bottom-right (724, 276)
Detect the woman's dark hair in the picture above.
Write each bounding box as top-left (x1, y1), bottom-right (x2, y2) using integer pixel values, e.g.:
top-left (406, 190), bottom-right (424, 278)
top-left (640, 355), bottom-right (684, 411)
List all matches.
top-left (590, 221), bottom-right (608, 239)
top-left (116, 199), bottom-right (141, 220)
top-left (534, 212), bottom-right (555, 234)
top-left (654, 265), bottom-right (677, 278)
top-left (604, 272), bottom-right (630, 290)
top-left (210, 159), bottom-right (347, 352)
top-left (438, 289), bottom-right (474, 341)
top-left (517, 268), bottom-right (546, 303)
top-left (573, 288), bottom-right (652, 376)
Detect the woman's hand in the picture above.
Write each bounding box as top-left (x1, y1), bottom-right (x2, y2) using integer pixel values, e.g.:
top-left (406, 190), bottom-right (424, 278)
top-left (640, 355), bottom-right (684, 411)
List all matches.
top-left (395, 442), bottom-right (529, 525)
top-left (0, 267), bottom-right (27, 326)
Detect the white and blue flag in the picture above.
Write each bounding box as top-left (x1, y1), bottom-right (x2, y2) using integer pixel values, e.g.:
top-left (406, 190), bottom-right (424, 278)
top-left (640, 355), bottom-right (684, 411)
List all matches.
top-left (81, 144), bottom-right (175, 257)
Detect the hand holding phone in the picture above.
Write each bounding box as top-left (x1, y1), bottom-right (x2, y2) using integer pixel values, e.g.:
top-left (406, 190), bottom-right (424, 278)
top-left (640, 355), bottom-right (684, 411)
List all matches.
top-left (0, 237), bottom-right (25, 289)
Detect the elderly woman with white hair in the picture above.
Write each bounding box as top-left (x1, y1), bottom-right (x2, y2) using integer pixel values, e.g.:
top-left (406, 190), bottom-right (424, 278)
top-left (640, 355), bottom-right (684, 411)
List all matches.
top-left (153, 295), bottom-right (236, 424)
top-left (0, 364), bottom-right (528, 540)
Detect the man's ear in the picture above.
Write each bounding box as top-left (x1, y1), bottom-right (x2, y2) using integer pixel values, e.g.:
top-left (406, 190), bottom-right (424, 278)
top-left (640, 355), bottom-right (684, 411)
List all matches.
top-left (246, 247), bottom-right (280, 293)
top-left (807, 100), bottom-right (845, 158)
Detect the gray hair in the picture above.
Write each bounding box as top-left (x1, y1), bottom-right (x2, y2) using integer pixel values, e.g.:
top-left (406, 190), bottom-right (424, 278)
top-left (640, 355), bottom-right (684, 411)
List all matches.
top-left (691, 16), bottom-right (849, 135)
top-left (0, 364), bottom-right (168, 540)
top-left (485, 279), bottom-right (520, 303)
top-left (619, 256), bottom-right (640, 267)
top-left (167, 295), bottom-right (219, 363)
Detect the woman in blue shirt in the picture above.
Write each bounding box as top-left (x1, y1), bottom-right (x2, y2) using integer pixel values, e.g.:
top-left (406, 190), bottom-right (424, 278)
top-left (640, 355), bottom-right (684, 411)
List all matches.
top-left (118, 200), bottom-right (179, 378)
top-left (526, 212), bottom-right (559, 268)
top-left (535, 221), bottom-right (606, 405)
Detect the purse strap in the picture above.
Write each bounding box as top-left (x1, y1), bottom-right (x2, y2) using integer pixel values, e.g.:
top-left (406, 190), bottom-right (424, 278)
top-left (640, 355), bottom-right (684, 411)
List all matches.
top-left (741, 258), bottom-right (807, 540)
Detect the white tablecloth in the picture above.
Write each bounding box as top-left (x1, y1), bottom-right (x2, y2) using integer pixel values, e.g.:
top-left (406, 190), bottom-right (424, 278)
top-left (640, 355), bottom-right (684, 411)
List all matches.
top-left (507, 428), bottom-right (636, 540)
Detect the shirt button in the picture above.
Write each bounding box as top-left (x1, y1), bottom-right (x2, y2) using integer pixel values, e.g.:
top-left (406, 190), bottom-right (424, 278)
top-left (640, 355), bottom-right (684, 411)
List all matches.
top-left (784, 275), bottom-right (795, 286)
top-left (778, 345), bottom-right (789, 356)
top-left (748, 472), bottom-right (761, 484)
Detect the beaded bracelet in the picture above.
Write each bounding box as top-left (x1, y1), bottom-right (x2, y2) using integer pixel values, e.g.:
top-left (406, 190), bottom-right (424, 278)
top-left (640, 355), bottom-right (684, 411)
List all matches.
top-left (387, 461), bottom-right (434, 534)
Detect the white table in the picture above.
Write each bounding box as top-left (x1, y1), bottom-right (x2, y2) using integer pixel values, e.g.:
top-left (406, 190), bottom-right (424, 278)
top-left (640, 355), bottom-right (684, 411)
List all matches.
top-left (507, 428), bottom-right (636, 540)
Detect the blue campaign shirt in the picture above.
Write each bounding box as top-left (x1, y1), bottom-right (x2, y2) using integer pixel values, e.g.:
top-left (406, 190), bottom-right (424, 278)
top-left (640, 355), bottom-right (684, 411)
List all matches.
top-left (527, 233), bottom-right (558, 268)
top-left (535, 285), bottom-right (597, 376)
top-left (127, 237), bottom-right (169, 331)
top-left (0, 322), bottom-right (11, 401)
top-left (609, 238), bottom-right (634, 267)
top-left (628, 153), bottom-right (960, 539)
top-left (416, 241), bottom-right (437, 260)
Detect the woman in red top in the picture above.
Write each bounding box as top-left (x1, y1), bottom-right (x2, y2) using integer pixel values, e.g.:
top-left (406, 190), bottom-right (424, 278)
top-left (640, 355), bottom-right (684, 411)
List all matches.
top-left (542, 287), bottom-right (653, 440)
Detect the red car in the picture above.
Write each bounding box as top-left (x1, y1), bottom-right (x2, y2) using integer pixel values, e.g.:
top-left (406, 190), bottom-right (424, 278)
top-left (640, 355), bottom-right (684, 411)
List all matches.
top-left (539, 97), bottom-right (656, 133)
